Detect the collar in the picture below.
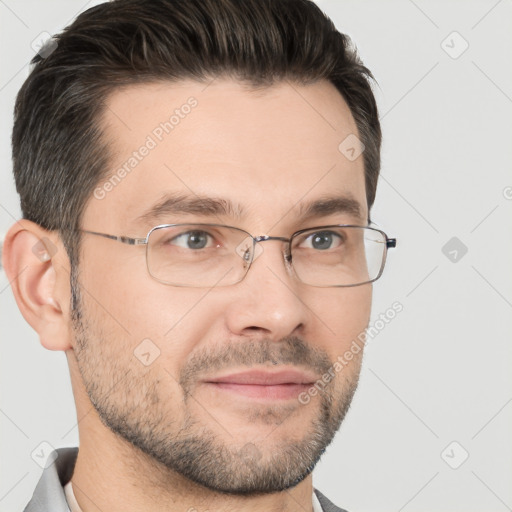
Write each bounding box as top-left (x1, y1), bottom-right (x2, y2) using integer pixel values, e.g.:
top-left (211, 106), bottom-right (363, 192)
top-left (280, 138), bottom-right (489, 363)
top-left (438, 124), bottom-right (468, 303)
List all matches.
top-left (23, 447), bottom-right (343, 512)
top-left (23, 447), bottom-right (78, 512)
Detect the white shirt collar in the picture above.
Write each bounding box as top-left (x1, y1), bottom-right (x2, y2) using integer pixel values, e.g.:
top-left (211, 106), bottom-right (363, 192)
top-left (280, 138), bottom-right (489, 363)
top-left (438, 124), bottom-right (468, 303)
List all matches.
top-left (63, 480), bottom-right (81, 512)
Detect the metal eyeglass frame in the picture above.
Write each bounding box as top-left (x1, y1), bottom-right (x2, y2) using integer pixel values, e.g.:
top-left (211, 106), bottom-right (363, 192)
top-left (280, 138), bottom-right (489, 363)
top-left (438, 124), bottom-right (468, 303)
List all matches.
top-left (80, 223), bottom-right (397, 288)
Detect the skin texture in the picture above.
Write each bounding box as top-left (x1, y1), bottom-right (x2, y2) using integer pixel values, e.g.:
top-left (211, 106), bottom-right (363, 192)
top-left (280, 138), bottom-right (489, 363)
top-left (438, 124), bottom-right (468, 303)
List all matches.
top-left (4, 78), bottom-right (372, 512)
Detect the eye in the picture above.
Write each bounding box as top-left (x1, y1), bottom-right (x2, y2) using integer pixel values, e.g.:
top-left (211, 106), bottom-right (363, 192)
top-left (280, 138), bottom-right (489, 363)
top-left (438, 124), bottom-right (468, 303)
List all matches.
top-left (300, 230), bottom-right (343, 251)
top-left (169, 230), bottom-right (216, 250)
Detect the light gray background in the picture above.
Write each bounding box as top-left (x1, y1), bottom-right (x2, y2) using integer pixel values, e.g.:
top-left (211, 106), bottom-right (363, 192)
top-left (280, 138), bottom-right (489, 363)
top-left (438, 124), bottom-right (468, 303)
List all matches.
top-left (1, 1), bottom-right (511, 511)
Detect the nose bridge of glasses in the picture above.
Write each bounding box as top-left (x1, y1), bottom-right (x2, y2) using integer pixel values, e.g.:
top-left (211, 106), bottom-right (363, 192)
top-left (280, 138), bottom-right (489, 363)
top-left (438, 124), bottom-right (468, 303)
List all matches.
top-left (253, 235), bottom-right (290, 244)
top-left (244, 235), bottom-right (292, 265)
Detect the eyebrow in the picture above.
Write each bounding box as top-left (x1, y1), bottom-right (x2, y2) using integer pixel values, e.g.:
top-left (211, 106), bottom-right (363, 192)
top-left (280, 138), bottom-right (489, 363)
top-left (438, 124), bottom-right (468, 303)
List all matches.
top-left (135, 193), bottom-right (244, 226)
top-left (135, 192), bottom-right (366, 227)
top-left (297, 196), bottom-right (365, 223)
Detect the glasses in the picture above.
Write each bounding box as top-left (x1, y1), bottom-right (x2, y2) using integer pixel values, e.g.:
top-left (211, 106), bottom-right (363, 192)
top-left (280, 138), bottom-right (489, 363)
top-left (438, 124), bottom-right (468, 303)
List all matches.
top-left (81, 223), bottom-right (396, 288)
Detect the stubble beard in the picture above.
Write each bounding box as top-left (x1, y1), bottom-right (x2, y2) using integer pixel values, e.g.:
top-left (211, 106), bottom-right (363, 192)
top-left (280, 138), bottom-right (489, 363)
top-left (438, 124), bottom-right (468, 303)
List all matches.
top-left (70, 267), bottom-right (362, 495)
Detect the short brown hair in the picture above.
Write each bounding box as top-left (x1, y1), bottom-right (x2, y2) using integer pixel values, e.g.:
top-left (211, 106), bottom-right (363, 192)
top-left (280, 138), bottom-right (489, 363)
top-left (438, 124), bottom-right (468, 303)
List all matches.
top-left (12, 0), bottom-right (381, 268)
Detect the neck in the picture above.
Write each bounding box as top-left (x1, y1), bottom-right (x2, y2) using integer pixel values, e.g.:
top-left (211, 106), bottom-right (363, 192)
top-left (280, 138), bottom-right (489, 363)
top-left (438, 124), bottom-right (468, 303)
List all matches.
top-left (71, 431), bottom-right (314, 512)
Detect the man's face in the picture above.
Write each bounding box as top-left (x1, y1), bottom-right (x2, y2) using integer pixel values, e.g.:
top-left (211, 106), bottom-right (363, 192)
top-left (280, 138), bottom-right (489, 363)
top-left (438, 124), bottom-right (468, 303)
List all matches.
top-left (73, 79), bottom-right (371, 493)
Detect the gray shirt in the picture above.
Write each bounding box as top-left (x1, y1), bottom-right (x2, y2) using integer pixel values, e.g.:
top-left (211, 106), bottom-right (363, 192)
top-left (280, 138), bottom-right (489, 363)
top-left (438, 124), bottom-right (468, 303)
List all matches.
top-left (23, 447), bottom-right (348, 512)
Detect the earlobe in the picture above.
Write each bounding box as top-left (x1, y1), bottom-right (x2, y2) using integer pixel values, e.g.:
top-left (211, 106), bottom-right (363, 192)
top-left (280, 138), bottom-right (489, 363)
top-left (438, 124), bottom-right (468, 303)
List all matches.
top-left (2, 220), bottom-right (72, 351)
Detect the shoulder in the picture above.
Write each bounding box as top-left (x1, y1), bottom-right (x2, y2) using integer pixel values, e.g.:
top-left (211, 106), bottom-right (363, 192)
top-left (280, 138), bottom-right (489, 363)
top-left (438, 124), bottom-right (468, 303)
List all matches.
top-left (314, 488), bottom-right (350, 512)
top-left (23, 447), bottom-right (79, 512)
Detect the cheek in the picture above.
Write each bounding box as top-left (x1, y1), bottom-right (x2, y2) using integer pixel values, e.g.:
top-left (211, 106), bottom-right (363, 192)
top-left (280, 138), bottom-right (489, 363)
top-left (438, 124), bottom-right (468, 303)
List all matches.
top-left (79, 257), bottom-right (224, 374)
top-left (308, 285), bottom-right (372, 355)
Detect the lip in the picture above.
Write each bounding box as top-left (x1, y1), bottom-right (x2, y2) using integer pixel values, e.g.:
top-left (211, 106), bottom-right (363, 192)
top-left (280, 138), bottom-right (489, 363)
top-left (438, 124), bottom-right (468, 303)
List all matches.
top-left (206, 368), bottom-right (318, 385)
top-left (203, 368), bottom-right (318, 400)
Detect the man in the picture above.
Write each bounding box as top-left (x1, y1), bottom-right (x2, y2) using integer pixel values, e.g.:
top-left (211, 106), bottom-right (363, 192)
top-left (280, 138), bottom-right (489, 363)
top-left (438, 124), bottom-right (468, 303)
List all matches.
top-left (3, 0), bottom-right (395, 511)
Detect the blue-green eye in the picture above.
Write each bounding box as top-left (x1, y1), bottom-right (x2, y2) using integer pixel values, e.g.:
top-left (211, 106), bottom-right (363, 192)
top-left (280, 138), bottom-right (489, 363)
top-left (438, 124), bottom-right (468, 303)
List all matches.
top-left (170, 230), bottom-right (214, 249)
top-left (300, 231), bottom-right (343, 250)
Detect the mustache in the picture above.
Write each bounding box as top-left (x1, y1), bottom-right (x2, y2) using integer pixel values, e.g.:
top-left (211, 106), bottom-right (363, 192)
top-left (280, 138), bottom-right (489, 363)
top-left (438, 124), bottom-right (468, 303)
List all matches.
top-left (179, 336), bottom-right (333, 392)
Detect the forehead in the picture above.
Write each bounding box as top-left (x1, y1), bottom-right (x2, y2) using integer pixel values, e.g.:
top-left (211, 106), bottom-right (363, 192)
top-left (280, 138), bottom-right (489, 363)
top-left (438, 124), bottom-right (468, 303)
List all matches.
top-left (84, 79), bottom-right (367, 231)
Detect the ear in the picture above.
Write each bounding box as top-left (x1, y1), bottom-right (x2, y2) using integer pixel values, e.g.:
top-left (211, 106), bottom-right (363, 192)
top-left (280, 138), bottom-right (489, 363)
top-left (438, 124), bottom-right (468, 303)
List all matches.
top-left (2, 219), bottom-right (72, 351)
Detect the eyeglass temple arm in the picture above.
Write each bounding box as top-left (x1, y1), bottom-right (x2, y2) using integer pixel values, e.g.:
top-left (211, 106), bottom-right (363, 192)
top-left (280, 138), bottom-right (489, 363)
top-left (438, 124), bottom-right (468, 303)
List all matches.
top-left (81, 230), bottom-right (147, 245)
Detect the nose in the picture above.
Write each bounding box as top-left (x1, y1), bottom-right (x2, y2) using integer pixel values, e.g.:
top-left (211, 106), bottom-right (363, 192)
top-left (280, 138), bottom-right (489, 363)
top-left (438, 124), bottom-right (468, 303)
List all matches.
top-left (223, 238), bottom-right (311, 340)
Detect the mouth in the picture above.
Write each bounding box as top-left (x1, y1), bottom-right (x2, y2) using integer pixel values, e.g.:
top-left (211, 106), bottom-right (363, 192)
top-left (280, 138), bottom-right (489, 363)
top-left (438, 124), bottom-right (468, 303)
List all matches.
top-left (203, 368), bottom-right (318, 400)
